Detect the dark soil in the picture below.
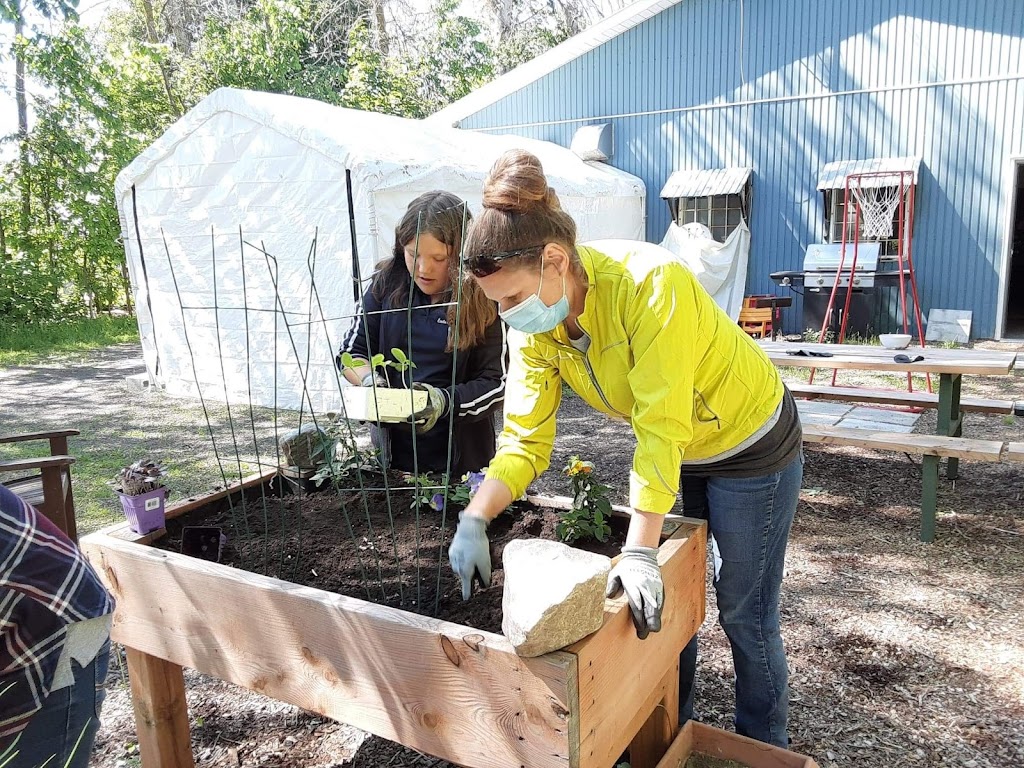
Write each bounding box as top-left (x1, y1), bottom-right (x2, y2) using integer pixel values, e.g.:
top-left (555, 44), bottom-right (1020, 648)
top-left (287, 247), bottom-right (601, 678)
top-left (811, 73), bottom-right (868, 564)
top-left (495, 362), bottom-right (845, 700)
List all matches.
top-left (154, 473), bottom-right (626, 635)
top-left (150, 474), bottom-right (628, 768)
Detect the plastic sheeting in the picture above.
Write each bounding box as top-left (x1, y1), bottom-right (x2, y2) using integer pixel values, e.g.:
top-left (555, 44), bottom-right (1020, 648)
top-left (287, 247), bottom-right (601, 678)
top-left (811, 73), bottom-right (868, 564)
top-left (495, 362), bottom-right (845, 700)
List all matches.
top-left (116, 88), bottom-right (646, 413)
top-left (659, 221), bottom-right (751, 321)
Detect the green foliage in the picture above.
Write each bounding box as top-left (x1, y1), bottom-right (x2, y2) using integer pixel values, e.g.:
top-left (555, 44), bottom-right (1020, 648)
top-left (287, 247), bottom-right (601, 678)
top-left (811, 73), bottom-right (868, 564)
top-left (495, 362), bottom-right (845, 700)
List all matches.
top-left (405, 472), bottom-right (440, 509)
top-left (0, 0), bottom-right (578, 326)
top-left (558, 456), bottom-right (613, 544)
top-left (339, 347), bottom-right (417, 377)
top-left (342, 18), bottom-right (424, 117)
top-left (310, 425), bottom-right (371, 487)
top-left (178, 0), bottom-right (349, 108)
top-left (0, 315), bottom-right (138, 367)
top-left (343, 0), bottom-right (494, 117)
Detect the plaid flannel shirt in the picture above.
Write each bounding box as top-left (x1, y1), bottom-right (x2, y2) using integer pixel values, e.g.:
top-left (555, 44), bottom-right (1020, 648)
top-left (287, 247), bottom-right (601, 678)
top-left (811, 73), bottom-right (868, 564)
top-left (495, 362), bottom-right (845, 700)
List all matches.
top-left (0, 483), bottom-right (114, 742)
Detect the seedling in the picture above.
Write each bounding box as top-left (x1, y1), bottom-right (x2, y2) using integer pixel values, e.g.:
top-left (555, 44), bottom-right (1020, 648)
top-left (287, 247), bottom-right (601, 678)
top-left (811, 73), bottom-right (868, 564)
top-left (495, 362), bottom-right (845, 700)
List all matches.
top-left (339, 348), bottom-right (417, 382)
top-left (558, 456), bottom-right (613, 544)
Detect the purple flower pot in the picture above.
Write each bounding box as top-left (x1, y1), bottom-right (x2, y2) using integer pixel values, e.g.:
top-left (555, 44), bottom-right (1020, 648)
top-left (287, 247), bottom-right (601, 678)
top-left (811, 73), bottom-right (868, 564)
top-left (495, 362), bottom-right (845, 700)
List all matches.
top-left (116, 487), bottom-right (168, 534)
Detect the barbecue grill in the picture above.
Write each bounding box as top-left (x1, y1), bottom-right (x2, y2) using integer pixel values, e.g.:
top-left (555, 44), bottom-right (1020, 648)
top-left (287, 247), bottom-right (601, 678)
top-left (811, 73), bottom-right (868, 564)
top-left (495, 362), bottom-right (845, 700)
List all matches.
top-left (770, 243), bottom-right (911, 336)
top-left (771, 243), bottom-right (896, 289)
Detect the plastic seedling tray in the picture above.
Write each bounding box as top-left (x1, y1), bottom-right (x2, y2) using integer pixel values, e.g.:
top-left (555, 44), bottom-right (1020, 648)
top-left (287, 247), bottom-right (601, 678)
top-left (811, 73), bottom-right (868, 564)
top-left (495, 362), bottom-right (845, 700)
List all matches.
top-left (341, 387), bottom-right (428, 423)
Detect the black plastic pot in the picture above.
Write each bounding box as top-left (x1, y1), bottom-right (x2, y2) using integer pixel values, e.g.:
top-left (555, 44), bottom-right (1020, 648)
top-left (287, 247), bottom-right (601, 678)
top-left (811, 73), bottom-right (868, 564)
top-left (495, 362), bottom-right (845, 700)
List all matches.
top-left (181, 526), bottom-right (226, 562)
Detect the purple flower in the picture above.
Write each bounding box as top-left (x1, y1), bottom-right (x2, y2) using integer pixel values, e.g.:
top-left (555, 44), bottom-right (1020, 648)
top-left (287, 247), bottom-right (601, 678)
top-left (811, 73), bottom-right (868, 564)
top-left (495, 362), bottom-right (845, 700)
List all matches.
top-left (465, 471), bottom-right (486, 495)
top-left (429, 493), bottom-right (446, 512)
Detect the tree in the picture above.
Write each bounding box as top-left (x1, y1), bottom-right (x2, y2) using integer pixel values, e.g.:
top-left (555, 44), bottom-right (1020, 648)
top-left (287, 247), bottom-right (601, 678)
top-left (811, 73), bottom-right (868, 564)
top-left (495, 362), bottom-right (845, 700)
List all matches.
top-left (0, 0), bottom-right (81, 253)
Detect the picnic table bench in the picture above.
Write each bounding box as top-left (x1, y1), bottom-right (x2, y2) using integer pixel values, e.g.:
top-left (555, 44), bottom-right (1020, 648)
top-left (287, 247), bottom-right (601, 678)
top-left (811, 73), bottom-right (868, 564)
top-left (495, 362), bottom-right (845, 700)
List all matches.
top-left (788, 383), bottom-right (1023, 416)
top-left (758, 341), bottom-right (1020, 541)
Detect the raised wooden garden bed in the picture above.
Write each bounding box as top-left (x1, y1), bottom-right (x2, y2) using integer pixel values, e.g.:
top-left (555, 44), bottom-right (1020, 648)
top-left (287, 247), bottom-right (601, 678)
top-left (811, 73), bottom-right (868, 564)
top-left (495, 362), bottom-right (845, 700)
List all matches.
top-left (81, 475), bottom-right (707, 768)
top-left (656, 721), bottom-right (819, 768)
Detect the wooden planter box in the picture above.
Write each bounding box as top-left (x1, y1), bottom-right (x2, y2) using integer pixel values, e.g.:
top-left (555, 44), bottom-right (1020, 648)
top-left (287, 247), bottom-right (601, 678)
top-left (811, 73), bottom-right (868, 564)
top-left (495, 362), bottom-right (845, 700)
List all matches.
top-left (656, 721), bottom-right (819, 768)
top-left (81, 477), bottom-right (706, 768)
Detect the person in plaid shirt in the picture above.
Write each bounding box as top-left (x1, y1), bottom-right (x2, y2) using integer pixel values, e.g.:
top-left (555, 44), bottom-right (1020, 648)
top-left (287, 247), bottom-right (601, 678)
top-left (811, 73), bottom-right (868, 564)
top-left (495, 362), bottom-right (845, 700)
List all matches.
top-left (0, 483), bottom-right (115, 767)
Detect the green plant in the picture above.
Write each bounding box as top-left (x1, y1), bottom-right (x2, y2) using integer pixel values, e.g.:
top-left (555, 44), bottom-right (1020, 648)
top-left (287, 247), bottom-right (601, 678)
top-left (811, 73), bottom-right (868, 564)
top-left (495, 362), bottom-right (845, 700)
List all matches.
top-left (1002, 414), bottom-right (1016, 427)
top-left (558, 456), bottom-right (613, 544)
top-left (405, 472), bottom-right (441, 509)
top-left (110, 458), bottom-right (166, 496)
top-left (310, 423), bottom-right (374, 487)
top-left (339, 347), bottom-right (417, 380)
top-left (426, 469), bottom-right (486, 511)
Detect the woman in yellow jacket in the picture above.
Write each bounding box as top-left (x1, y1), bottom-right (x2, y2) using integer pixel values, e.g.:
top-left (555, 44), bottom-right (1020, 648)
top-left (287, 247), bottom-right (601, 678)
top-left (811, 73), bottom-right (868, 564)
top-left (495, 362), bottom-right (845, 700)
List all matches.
top-left (448, 150), bottom-right (802, 748)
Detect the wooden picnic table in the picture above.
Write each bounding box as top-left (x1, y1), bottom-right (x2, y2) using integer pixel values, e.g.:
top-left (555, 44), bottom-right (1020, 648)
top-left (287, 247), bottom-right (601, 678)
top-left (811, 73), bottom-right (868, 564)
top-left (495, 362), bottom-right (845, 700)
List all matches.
top-left (758, 340), bottom-right (1019, 541)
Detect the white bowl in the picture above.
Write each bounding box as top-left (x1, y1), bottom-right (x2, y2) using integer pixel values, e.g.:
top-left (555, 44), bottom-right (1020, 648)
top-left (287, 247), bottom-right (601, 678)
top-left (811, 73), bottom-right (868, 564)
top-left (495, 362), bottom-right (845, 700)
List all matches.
top-left (879, 333), bottom-right (912, 349)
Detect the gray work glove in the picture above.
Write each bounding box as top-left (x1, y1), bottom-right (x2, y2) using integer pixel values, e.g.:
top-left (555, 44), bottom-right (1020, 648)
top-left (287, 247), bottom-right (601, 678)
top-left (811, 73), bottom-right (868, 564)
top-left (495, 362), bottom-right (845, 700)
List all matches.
top-left (606, 545), bottom-right (664, 639)
top-left (360, 371), bottom-right (388, 389)
top-left (449, 513), bottom-right (491, 601)
top-left (410, 382), bottom-right (450, 434)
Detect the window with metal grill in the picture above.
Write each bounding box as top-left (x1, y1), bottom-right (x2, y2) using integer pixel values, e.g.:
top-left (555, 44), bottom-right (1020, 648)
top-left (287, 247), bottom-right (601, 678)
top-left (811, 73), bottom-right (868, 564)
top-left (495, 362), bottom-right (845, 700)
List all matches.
top-left (676, 194), bottom-right (746, 243)
top-left (823, 189), bottom-right (906, 260)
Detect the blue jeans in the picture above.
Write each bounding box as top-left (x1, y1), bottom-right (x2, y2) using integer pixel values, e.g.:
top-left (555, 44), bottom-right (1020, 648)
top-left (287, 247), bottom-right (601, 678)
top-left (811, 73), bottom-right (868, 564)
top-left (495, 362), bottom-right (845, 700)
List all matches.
top-left (5, 642), bottom-right (110, 768)
top-left (678, 452), bottom-right (802, 748)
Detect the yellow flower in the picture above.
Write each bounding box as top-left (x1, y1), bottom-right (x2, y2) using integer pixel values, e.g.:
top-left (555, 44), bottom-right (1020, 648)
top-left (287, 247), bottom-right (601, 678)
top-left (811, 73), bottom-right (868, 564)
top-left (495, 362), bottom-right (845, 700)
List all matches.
top-left (566, 458), bottom-right (595, 477)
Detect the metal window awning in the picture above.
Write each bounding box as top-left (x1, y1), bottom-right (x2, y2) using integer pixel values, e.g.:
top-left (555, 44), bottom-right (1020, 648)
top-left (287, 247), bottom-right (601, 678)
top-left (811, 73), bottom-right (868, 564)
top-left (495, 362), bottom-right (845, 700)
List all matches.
top-left (660, 167), bottom-right (752, 199)
top-left (816, 156), bottom-right (921, 190)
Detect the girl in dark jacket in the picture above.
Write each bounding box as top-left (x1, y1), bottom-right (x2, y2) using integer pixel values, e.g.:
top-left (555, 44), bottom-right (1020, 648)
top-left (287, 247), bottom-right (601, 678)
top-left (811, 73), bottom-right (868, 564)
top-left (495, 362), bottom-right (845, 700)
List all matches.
top-left (338, 191), bottom-right (505, 475)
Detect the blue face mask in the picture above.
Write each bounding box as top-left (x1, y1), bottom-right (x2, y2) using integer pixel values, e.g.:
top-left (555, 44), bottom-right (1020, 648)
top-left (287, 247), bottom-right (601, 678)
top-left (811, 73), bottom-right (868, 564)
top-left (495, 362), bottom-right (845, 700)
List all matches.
top-left (499, 262), bottom-right (569, 333)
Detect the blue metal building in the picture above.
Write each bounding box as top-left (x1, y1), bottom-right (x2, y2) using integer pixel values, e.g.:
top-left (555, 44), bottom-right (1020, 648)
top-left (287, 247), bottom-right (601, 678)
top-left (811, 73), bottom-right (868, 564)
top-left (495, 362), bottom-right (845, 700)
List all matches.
top-left (431, 0), bottom-right (1024, 339)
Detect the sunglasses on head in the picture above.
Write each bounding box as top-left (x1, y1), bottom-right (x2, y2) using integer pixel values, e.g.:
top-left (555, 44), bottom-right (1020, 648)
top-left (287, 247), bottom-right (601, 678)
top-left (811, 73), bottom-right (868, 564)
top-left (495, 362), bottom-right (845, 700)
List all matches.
top-left (464, 244), bottom-right (546, 277)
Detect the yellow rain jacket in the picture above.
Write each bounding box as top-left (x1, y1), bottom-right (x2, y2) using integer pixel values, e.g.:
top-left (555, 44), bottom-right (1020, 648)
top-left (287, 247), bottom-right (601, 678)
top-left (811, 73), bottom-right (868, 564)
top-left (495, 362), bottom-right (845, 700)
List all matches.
top-left (486, 240), bottom-right (785, 515)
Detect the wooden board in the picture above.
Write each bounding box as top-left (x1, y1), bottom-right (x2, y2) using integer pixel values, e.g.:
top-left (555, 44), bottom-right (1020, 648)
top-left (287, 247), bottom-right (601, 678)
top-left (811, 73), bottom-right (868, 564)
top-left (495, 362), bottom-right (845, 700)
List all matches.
top-left (126, 648), bottom-right (195, 768)
top-left (627, 662), bottom-right (680, 768)
top-left (656, 721), bottom-right (818, 768)
top-left (1004, 443), bottom-right (1024, 463)
top-left (759, 340), bottom-right (1017, 376)
top-left (81, 534), bottom-right (576, 768)
top-left (802, 425), bottom-right (1005, 461)
top-left (788, 384), bottom-right (1016, 414)
top-left (569, 522), bottom-right (706, 768)
top-left (100, 469), bottom-right (278, 545)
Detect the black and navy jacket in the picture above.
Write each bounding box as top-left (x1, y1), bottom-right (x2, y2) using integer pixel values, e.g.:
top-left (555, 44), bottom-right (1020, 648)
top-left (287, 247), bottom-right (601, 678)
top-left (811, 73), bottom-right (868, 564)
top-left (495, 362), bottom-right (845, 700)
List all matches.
top-left (339, 281), bottom-right (506, 475)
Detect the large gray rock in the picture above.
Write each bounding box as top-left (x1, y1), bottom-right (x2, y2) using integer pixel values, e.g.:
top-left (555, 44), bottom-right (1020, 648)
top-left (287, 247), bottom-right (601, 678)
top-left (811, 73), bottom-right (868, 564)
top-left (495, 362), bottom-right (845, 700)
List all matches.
top-left (501, 539), bottom-right (611, 657)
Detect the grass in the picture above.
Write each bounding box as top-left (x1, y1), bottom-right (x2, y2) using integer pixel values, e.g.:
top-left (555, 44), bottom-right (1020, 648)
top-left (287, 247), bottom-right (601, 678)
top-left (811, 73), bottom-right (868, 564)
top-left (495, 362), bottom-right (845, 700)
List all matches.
top-left (0, 316), bottom-right (139, 367)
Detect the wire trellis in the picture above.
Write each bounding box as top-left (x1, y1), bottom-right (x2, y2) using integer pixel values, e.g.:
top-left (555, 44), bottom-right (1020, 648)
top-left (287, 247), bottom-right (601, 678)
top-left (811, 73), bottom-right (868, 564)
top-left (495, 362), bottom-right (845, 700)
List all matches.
top-left (158, 214), bottom-right (478, 616)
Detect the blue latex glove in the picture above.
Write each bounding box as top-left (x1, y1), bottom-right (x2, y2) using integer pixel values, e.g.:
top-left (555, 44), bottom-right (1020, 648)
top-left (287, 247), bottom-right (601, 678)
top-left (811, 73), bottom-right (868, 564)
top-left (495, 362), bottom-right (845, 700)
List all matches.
top-left (449, 513), bottom-right (491, 601)
top-left (605, 546), bottom-right (664, 639)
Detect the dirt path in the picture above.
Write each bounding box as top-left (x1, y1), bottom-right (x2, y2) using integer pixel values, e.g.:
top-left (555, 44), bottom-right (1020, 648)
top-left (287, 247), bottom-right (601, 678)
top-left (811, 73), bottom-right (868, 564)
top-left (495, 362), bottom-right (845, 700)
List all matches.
top-left (2, 344), bottom-right (1023, 767)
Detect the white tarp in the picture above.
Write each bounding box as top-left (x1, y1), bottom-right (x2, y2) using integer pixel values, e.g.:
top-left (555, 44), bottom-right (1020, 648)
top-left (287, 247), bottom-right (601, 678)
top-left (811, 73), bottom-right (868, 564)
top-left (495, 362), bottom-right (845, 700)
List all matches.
top-left (659, 221), bottom-right (751, 320)
top-left (116, 88), bottom-right (646, 413)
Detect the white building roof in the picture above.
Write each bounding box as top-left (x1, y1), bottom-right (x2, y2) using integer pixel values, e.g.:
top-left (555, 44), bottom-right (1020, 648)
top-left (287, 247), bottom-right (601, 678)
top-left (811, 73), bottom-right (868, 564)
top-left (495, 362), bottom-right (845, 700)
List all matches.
top-left (428, 0), bottom-right (685, 127)
top-left (816, 156), bottom-right (922, 190)
top-left (660, 167), bottom-right (753, 198)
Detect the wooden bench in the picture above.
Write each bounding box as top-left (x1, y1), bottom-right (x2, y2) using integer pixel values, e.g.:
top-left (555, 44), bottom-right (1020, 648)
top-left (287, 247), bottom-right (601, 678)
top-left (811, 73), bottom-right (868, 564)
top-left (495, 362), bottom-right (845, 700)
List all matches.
top-left (801, 426), bottom-right (1022, 542)
top-left (790, 383), bottom-right (1023, 416)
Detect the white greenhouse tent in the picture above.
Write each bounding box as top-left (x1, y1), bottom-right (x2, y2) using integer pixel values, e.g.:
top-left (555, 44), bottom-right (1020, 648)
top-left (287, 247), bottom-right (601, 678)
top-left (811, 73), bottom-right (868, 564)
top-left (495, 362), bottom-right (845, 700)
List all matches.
top-left (116, 87), bottom-right (646, 413)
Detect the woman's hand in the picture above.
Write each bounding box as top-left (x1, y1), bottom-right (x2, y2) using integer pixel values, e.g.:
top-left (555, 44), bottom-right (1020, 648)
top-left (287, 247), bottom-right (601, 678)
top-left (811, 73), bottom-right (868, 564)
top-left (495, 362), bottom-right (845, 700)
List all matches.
top-left (448, 479), bottom-right (512, 600)
top-left (606, 508), bottom-right (667, 639)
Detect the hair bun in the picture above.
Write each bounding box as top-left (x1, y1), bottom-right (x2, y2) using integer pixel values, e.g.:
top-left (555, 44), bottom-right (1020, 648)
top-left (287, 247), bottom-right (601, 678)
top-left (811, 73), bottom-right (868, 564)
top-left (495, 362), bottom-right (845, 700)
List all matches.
top-left (482, 149), bottom-right (562, 214)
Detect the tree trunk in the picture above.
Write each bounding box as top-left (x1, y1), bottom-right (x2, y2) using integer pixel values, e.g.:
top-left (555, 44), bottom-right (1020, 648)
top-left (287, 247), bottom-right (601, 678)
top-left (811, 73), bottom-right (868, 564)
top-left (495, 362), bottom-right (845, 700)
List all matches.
top-left (15, 0), bottom-right (31, 247)
top-left (0, 201), bottom-right (8, 262)
top-left (121, 260), bottom-right (135, 314)
top-left (139, 0), bottom-right (182, 116)
top-left (372, 0), bottom-right (389, 54)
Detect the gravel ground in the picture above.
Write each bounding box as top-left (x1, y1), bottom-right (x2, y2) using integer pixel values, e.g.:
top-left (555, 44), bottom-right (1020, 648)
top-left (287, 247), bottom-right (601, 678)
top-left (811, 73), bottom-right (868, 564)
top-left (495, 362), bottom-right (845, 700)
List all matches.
top-left (2, 342), bottom-right (1023, 768)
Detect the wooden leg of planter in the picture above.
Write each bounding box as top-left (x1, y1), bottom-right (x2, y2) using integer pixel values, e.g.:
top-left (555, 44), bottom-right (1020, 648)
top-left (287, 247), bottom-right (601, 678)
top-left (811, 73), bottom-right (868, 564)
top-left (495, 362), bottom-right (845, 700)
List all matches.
top-left (628, 661), bottom-right (680, 768)
top-left (126, 647), bottom-right (195, 768)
